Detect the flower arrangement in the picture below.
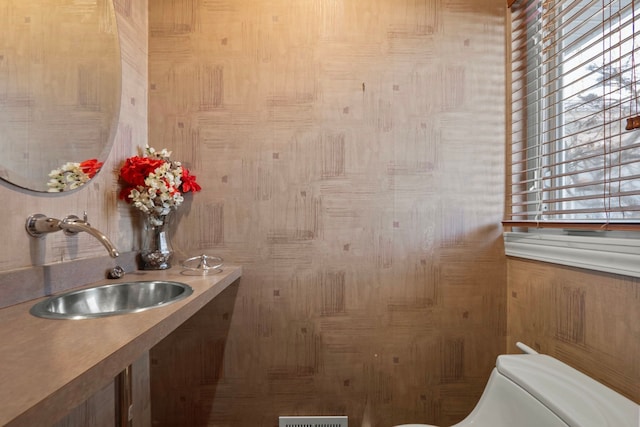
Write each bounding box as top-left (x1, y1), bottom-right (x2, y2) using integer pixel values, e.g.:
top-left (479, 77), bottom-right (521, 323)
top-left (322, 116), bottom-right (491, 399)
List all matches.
top-left (118, 146), bottom-right (201, 225)
top-left (47, 159), bottom-right (103, 192)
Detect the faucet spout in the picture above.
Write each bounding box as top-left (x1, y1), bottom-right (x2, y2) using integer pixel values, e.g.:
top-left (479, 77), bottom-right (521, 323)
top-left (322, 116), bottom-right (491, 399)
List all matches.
top-left (60, 217), bottom-right (120, 258)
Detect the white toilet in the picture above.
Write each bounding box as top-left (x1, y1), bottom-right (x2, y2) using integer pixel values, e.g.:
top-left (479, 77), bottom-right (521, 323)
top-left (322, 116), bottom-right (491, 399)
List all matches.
top-left (396, 350), bottom-right (640, 427)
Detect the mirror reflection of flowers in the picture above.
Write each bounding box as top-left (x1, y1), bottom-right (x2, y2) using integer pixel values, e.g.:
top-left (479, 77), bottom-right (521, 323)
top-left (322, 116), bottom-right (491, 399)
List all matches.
top-left (118, 146), bottom-right (201, 225)
top-left (47, 159), bottom-right (103, 192)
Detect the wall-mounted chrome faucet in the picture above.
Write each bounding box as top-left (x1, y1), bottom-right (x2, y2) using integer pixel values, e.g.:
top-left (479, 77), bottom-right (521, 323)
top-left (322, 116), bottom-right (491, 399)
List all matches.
top-left (25, 213), bottom-right (120, 258)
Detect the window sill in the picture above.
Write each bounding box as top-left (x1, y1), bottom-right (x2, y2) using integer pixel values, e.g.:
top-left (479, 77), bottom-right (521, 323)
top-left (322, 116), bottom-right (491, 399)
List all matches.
top-left (503, 231), bottom-right (640, 278)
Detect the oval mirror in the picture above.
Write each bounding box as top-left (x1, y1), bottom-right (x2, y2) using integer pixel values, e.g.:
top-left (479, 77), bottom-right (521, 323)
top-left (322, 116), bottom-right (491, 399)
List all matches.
top-left (0, 0), bottom-right (121, 193)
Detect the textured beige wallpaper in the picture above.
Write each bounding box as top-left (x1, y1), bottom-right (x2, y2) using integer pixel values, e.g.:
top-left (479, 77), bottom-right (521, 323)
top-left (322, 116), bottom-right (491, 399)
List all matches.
top-left (148, 1), bottom-right (508, 426)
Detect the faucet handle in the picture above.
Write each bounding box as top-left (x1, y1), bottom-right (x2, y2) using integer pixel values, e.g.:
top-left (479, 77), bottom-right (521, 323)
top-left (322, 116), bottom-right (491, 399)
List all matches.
top-left (25, 214), bottom-right (60, 237)
top-left (62, 214), bottom-right (85, 236)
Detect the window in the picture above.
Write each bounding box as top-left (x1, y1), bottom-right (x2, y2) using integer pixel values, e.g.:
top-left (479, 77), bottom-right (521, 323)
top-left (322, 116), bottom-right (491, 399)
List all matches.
top-left (505, 0), bottom-right (640, 277)
top-left (507, 0), bottom-right (640, 229)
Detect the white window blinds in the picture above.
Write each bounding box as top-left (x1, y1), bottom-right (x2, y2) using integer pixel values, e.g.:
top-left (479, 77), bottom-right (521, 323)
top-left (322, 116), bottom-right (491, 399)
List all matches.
top-left (506, 0), bottom-right (640, 230)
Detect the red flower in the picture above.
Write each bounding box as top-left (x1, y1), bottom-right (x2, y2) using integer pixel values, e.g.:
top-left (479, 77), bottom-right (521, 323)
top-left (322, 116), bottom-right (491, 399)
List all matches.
top-left (119, 156), bottom-right (165, 187)
top-left (181, 168), bottom-right (202, 193)
top-left (79, 158), bottom-right (103, 178)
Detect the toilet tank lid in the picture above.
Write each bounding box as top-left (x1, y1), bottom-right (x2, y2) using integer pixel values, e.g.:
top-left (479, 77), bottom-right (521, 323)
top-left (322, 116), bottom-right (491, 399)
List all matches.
top-left (496, 354), bottom-right (639, 427)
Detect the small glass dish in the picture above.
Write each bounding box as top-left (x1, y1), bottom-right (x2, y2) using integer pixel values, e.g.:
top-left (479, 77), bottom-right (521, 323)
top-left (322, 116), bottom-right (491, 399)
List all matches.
top-left (181, 254), bottom-right (224, 275)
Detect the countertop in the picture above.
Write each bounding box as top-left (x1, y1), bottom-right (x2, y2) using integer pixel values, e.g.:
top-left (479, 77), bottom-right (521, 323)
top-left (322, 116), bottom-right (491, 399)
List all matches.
top-left (0, 265), bottom-right (242, 427)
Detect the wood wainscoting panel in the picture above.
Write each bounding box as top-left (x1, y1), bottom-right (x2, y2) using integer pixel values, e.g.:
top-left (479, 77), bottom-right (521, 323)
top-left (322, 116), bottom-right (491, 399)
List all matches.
top-left (507, 258), bottom-right (640, 403)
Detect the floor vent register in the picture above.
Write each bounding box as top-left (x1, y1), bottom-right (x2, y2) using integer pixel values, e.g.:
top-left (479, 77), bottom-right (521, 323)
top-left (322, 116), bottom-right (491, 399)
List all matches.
top-left (278, 416), bottom-right (348, 427)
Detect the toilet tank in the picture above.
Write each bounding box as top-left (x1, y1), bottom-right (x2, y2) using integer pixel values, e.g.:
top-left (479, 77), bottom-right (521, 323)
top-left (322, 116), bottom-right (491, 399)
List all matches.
top-left (496, 354), bottom-right (639, 427)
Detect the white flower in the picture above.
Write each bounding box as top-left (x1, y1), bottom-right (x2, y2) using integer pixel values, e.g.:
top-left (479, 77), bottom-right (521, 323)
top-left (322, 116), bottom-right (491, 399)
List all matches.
top-left (47, 162), bottom-right (91, 192)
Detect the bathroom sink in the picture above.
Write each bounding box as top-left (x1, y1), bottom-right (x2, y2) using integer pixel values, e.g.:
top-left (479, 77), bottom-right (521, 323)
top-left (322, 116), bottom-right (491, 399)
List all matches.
top-left (30, 280), bottom-right (194, 319)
